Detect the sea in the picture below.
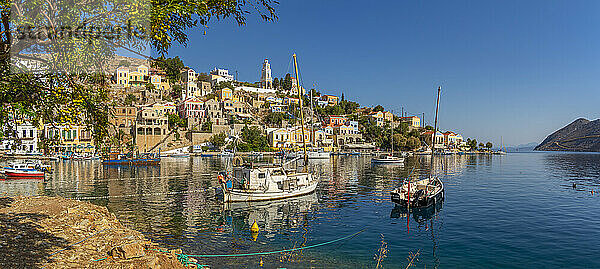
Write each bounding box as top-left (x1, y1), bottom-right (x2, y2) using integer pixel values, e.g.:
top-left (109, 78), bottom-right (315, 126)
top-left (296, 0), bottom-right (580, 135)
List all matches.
top-left (2, 152), bottom-right (600, 268)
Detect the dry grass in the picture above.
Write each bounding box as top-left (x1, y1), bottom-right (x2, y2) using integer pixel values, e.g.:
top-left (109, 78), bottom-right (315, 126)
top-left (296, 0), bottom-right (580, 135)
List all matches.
top-left (374, 234), bottom-right (389, 269)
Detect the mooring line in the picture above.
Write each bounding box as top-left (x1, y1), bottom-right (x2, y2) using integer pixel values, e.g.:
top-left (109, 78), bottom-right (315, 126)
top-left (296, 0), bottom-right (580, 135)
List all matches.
top-left (153, 227), bottom-right (367, 258)
top-left (41, 228), bottom-right (113, 269)
top-left (48, 173), bottom-right (204, 184)
top-left (70, 188), bottom-right (216, 200)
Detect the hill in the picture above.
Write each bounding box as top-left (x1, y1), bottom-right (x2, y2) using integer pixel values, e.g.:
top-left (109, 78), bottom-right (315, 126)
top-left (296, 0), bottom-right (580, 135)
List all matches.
top-left (534, 118), bottom-right (600, 152)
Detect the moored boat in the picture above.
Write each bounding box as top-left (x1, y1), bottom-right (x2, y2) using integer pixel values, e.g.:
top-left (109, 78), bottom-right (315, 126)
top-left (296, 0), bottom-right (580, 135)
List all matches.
top-left (371, 153), bottom-right (404, 164)
top-left (3, 162), bottom-right (45, 179)
top-left (101, 152), bottom-right (160, 166)
top-left (390, 176), bottom-right (444, 208)
top-left (307, 150), bottom-right (331, 159)
top-left (219, 163), bottom-right (318, 203)
top-left (371, 110), bottom-right (404, 164)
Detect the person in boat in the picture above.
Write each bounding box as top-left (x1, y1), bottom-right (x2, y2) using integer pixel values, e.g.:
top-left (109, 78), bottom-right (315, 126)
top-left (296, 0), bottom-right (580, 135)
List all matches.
top-left (225, 172), bottom-right (233, 191)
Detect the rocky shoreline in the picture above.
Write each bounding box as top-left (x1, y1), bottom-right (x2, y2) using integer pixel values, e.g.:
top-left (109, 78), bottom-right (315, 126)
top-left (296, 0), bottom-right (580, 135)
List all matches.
top-left (0, 196), bottom-right (204, 268)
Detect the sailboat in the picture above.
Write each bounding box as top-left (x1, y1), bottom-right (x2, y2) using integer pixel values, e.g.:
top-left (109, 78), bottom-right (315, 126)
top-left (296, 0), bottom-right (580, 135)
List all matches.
top-left (371, 111), bottom-right (404, 164)
top-left (390, 87), bottom-right (444, 208)
top-left (219, 54), bottom-right (319, 202)
top-left (495, 136), bottom-right (507, 155)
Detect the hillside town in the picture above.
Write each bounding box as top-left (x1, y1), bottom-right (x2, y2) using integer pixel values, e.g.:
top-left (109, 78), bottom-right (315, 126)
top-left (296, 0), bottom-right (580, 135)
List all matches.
top-left (1, 56), bottom-right (484, 157)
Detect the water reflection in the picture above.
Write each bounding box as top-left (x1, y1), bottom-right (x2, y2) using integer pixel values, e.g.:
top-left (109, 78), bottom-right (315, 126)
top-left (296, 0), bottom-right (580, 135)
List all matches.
top-left (543, 153), bottom-right (600, 189)
top-left (390, 201), bottom-right (443, 224)
top-left (224, 193), bottom-right (318, 235)
top-left (0, 154), bottom-right (486, 268)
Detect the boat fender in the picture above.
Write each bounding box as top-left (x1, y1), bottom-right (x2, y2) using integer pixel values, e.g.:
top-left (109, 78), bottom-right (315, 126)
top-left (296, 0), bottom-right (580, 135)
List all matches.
top-left (234, 156), bottom-right (243, 166)
top-left (250, 220), bottom-right (259, 233)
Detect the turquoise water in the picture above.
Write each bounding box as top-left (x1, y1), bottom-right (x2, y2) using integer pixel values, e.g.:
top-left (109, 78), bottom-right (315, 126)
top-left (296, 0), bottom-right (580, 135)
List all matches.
top-left (2, 152), bottom-right (600, 268)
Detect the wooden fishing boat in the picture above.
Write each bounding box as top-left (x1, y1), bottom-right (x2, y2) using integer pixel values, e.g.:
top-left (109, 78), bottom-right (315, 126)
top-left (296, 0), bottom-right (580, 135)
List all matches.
top-left (391, 87), bottom-right (445, 209)
top-left (220, 164), bottom-right (318, 202)
top-left (390, 177), bottom-right (444, 208)
top-left (3, 162), bottom-right (45, 179)
top-left (220, 53), bottom-right (319, 203)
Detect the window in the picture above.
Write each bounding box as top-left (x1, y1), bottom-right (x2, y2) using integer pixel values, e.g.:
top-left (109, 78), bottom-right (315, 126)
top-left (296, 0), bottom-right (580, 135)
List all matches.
top-left (258, 173), bottom-right (266, 179)
top-left (30, 130), bottom-right (34, 137)
top-left (22, 130), bottom-right (27, 137)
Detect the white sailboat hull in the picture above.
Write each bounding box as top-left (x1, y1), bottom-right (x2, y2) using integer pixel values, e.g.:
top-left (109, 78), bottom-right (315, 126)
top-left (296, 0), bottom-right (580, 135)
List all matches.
top-left (371, 156), bottom-right (404, 164)
top-left (223, 181), bottom-right (318, 202)
top-left (308, 151), bottom-right (331, 159)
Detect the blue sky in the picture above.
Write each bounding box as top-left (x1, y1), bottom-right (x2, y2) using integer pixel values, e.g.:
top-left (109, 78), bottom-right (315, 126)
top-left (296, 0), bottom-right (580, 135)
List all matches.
top-left (151, 0), bottom-right (600, 146)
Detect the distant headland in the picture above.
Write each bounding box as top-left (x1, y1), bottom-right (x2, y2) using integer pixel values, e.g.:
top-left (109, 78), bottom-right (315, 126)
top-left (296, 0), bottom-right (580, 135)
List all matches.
top-left (535, 118), bottom-right (600, 152)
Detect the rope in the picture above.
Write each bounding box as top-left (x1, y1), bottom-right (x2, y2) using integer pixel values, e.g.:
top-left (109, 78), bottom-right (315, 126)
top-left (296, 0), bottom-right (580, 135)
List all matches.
top-left (47, 228), bottom-right (112, 257)
top-left (70, 188), bottom-right (213, 200)
top-left (154, 227), bottom-right (367, 258)
top-left (41, 228), bottom-right (113, 268)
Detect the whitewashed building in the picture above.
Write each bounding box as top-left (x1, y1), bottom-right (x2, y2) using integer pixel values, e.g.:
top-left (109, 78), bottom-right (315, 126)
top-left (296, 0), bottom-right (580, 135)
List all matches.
top-left (1, 122), bottom-right (40, 154)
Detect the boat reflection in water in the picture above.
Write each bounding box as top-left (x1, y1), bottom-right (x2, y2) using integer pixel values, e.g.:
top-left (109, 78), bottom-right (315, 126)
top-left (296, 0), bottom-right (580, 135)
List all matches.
top-left (390, 200), bottom-right (443, 224)
top-left (222, 192), bottom-right (318, 238)
top-left (391, 200), bottom-right (444, 268)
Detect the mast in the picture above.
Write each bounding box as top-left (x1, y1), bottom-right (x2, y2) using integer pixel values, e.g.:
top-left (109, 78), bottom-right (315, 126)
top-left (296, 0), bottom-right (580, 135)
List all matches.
top-left (391, 110), bottom-right (394, 156)
top-left (310, 85), bottom-right (315, 148)
top-left (293, 54), bottom-right (308, 165)
top-left (431, 86), bottom-right (441, 154)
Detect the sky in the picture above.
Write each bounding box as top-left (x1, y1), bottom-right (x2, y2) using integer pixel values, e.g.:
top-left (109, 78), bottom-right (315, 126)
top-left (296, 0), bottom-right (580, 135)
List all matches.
top-left (146, 0), bottom-right (600, 147)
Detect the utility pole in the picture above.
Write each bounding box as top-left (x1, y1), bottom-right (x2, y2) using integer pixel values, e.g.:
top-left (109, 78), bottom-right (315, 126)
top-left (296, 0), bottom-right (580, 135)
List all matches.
top-left (422, 113), bottom-right (425, 128)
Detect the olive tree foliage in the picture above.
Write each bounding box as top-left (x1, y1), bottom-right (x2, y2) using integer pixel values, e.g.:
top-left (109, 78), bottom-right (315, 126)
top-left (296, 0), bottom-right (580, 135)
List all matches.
top-left (0, 0), bottom-right (278, 142)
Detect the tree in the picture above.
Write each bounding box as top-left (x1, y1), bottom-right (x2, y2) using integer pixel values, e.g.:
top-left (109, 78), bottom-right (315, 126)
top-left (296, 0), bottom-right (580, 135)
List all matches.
top-left (264, 112), bottom-right (286, 126)
top-left (171, 85), bottom-right (184, 100)
top-left (339, 100), bottom-right (359, 114)
top-left (283, 73), bottom-right (292, 91)
top-left (273, 78), bottom-right (280, 89)
top-left (467, 138), bottom-right (478, 150)
top-left (200, 121), bottom-right (212, 132)
top-left (373, 105), bottom-right (385, 112)
top-left (393, 134), bottom-right (406, 150)
top-left (425, 125), bottom-right (435, 131)
top-left (236, 125), bottom-right (270, 152)
top-left (1, 0), bottom-right (279, 143)
top-left (198, 72), bottom-right (211, 82)
top-left (124, 94), bottom-right (138, 106)
top-left (209, 133), bottom-right (227, 149)
top-left (167, 113), bottom-right (186, 130)
top-left (152, 57), bottom-right (184, 84)
top-left (486, 142), bottom-right (493, 150)
top-left (478, 142), bottom-right (484, 149)
top-left (213, 81), bottom-right (235, 92)
top-left (406, 137), bottom-right (421, 150)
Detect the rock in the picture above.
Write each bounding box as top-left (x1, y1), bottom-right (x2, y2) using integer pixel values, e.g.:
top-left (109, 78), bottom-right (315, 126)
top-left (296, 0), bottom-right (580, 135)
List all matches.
top-left (110, 242), bottom-right (146, 259)
top-left (0, 196), bottom-right (190, 268)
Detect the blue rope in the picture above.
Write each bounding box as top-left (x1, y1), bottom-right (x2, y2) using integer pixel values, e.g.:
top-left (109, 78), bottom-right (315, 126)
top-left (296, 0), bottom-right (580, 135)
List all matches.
top-left (48, 228), bottom-right (112, 257)
top-left (182, 227), bottom-right (367, 258)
